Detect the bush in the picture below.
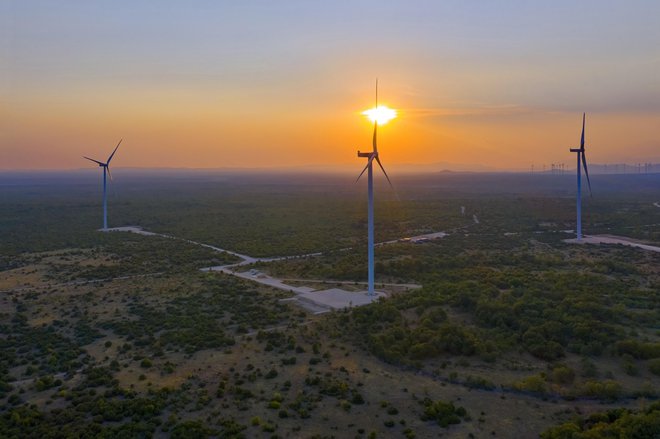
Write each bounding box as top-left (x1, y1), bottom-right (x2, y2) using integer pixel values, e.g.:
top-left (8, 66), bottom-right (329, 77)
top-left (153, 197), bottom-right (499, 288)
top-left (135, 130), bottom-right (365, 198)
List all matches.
top-left (550, 365), bottom-right (575, 385)
top-left (580, 380), bottom-right (622, 401)
top-left (420, 398), bottom-right (468, 428)
top-left (513, 374), bottom-right (547, 394)
top-left (542, 402), bottom-right (660, 438)
top-left (464, 375), bottom-right (495, 390)
top-left (648, 359), bottom-right (660, 376)
top-left (617, 340), bottom-right (660, 360)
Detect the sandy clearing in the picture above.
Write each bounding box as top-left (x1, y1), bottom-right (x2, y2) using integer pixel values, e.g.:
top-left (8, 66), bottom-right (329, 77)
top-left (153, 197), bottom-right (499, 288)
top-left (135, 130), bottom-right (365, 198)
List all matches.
top-left (103, 226), bottom-right (159, 236)
top-left (297, 288), bottom-right (385, 310)
top-left (280, 278), bottom-right (422, 290)
top-left (201, 266), bottom-right (315, 295)
top-left (377, 231), bottom-right (447, 246)
top-left (202, 266), bottom-right (386, 312)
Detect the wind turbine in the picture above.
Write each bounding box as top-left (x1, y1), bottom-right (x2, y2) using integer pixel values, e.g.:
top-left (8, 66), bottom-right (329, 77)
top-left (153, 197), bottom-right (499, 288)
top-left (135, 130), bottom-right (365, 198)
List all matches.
top-left (569, 114), bottom-right (592, 240)
top-left (356, 80), bottom-right (396, 296)
top-left (83, 139), bottom-right (122, 230)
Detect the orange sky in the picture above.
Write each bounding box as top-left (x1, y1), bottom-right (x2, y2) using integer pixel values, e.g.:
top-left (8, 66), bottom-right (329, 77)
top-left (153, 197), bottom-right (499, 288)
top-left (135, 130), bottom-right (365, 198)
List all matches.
top-left (4, 87), bottom-right (659, 171)
top-left (2, 2), bottom-right (659, 171)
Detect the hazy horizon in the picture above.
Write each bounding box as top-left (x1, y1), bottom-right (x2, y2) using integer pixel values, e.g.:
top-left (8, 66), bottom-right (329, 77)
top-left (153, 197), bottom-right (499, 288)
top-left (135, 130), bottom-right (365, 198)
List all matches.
top-left (2, 161), bottom-right (660, 175)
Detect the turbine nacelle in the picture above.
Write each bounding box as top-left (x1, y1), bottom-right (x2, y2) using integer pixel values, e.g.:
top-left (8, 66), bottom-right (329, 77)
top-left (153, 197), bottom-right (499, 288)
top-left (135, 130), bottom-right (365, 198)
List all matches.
top-left (83, 139), bottom-right (122, 181)
top-left (356, 150), bottom-right (392, 186)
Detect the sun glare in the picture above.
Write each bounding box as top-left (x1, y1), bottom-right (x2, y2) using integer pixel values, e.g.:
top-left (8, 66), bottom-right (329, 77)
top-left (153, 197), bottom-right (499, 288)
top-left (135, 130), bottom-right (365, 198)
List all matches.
top-left (362, 105), bottom-right (397, 125)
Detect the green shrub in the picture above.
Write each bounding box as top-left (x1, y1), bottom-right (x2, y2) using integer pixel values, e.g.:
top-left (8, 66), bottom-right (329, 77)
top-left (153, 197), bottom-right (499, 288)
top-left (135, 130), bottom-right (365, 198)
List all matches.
top-left (580, 380), bottom-right (622, 401)
top-left (550, 365), bottom-right (575, 385)
top-left (513, 374), bottom-right (547, 394)
top-left (648, 359), bottom-right (660, 376)
top-left (542, 402), bottom-right (660, 438)
top-left (420, 398), bottom-right (468, 428)
top-left (617, 340), bottom-right (660, 360)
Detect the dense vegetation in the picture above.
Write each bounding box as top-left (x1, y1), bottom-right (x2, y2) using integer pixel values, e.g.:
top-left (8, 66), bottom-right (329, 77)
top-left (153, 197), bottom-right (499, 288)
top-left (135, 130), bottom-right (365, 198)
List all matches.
top-left (337, 241), bottom-right (657, 362)
top-left (0, 171), bottom-right (658, 437)
top-left (3, 172), bottom-right (658, 262)
top-left (101, 275), bottom-right (294, 354)
top-left (541, 402), bottom-right (660, 438)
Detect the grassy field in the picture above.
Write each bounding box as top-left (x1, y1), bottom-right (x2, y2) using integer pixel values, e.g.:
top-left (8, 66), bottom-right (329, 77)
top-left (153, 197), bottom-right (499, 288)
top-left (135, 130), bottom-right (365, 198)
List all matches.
top-left (0, 170), bottom-right (658, 437)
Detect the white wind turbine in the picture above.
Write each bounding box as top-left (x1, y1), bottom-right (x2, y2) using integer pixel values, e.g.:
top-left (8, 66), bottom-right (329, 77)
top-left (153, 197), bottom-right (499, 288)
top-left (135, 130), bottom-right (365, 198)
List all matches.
top-left (83, 139), bottom-right (122, 230)
top-left (356, 80), bottom-right (396, 295)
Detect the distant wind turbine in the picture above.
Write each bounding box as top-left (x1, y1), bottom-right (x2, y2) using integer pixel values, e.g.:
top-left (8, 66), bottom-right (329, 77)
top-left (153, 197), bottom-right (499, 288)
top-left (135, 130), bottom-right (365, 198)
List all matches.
top-left (569, 114), bottom-right (592, 240)
top-left (83, 139), bottom-right (122, 230)
top-left (356, 80), bottom-right (395, 296)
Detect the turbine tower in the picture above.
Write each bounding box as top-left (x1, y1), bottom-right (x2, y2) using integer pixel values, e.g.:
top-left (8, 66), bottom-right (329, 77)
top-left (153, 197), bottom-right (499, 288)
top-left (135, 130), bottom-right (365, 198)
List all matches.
top-left (569, 114), bottom-right (592, 240)
top-left (84, 139), bottom-right (122, 230)
top-left (356, 80), bottom-right (394, 296)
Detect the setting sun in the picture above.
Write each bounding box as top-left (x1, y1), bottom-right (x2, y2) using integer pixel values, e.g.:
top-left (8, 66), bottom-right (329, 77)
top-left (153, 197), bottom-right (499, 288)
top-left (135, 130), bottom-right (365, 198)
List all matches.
top-left (362, 105), bottom-right (397, 125)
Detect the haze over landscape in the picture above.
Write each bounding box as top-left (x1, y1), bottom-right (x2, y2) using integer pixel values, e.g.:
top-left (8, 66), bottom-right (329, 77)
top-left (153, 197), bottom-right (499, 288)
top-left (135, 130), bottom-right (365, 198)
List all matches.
top-left (2, 1), bottom-right (660, 171)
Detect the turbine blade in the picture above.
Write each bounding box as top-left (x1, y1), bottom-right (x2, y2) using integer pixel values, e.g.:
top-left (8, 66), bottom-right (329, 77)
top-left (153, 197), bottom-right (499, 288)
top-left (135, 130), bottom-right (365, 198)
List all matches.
top-left (83, 156), bottom-right (104, 165)
top-left (107, 138), bottom-right (122, 164)
top-left (580, 113), bottom-right (585, 150)
top-left (355, 156), bottom-right (374, 182)
top-left (375, 156), bottom-right (393, 188)
top-left (581, 151), bottom-right (592, 196)
top-left (106, 166), bottom-right (113, 182)
top-left (355, 163), bottom-right (369, 182)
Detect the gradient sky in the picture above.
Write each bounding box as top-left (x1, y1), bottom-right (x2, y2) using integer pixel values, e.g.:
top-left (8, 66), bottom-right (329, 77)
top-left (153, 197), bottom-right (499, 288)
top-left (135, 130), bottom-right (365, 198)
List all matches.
top-left (2, 1), bottom-right (659, 170)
